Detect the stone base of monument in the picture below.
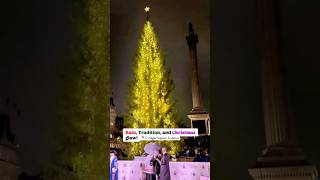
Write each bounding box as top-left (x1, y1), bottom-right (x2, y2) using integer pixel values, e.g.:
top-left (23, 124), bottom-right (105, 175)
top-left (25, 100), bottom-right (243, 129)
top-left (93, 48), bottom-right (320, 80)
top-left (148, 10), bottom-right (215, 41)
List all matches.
top-left (249, 145), bottom-right (318, 180)
top-left (249, 166), bottom-right (318, 180)
top-left (187, 110), bottom-right (210, 136)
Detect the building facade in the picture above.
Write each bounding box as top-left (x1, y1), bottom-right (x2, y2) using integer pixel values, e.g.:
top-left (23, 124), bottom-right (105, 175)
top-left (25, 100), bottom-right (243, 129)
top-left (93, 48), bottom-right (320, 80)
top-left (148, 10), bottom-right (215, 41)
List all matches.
top-left (0, 113), bottom-right (22, 180)
top-left (109, 97), bottom-right (124, 149)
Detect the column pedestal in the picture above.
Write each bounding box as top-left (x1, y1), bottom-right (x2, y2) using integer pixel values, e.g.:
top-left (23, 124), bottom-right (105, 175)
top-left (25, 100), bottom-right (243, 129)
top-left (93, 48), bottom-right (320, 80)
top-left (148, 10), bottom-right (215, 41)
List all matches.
top-left (249, 144), bottom-right (318, 180)
top-left (187, 110), bottom-right (210, 136)
top-left (249, 166), bottom-right (318, 180)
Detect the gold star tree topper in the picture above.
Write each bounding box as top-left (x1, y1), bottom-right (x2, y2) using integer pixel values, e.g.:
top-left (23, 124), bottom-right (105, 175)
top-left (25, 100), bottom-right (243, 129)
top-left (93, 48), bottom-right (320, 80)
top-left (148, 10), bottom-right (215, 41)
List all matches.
top-left (144, 6), bottom-right (150, 13)
top-left (144, 6), bottom-right (151, 19)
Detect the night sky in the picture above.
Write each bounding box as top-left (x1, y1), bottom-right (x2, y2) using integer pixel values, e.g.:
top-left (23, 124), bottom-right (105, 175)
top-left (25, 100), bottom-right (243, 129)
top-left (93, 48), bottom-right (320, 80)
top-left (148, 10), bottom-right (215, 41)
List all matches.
top-left (1, 0), bottom-right (320, 179)
top-left (1, 0), bottom-right (72, 174)
top-left (111, 0), bottom-right (210, 125)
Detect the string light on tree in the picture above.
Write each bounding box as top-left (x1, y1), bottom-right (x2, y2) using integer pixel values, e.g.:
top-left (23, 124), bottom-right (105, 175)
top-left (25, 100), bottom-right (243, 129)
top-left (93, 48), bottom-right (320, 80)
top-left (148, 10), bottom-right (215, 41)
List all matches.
top-left (126, 6), bottom-right (182, 158)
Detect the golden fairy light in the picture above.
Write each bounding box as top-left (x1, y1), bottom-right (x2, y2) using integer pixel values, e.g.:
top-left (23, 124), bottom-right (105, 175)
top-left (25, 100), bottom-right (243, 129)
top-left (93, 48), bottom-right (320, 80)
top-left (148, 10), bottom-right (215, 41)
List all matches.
top-left (127, 20), bottom-right (182, 158)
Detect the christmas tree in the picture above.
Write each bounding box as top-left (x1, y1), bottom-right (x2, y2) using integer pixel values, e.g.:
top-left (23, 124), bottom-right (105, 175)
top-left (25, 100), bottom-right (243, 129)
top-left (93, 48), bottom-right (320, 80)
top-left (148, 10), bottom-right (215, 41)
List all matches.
top-left (127, 9), bottom-right (182, 158)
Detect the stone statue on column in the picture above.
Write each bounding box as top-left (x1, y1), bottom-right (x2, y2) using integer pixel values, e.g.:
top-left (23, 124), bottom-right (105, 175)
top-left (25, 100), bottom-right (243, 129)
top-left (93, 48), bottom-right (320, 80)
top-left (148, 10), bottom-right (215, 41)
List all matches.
top-left (186, 23), bottom-right (210, 136)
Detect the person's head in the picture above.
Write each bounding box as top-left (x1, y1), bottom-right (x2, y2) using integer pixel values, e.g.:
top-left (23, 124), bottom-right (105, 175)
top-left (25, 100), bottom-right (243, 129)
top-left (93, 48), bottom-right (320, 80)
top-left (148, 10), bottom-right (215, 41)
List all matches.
top-left (161, 147), bottom-right (167, 154)
top-left (110, 150), bottom-right (117, 157)
top-left (200, 149), bottom-right (204, 155)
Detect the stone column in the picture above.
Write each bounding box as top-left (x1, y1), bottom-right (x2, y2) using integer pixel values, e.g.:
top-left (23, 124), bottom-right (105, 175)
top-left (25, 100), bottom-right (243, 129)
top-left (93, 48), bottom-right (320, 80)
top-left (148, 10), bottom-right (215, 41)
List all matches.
top-left (186, 23), bottom-right (202, 110)
top-left (258, 0), bottom-right (293, 148)
top-left (249, 0), bottom-right (318, 179)
top-left (186, 23), bottom-right (210, 136)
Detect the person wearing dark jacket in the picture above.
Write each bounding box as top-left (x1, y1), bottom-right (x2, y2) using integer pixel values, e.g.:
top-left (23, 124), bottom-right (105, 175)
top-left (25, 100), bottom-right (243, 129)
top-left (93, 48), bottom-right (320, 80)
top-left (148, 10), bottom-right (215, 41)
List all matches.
top-left (156, 147), bottom-right (171, 180)
top-left (155, 154), bottom-right (161, 179)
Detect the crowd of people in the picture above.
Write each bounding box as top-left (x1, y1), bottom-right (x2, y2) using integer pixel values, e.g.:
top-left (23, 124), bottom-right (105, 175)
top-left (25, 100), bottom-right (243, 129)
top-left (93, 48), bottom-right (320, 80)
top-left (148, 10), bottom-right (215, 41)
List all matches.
top-left (110, 147), bottom-right (171, 180)
top-left (180, 147), bottom-right (210, 162)
top-left (110, 140), bottom-right (211, 180)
